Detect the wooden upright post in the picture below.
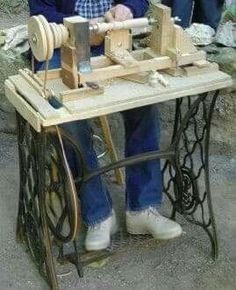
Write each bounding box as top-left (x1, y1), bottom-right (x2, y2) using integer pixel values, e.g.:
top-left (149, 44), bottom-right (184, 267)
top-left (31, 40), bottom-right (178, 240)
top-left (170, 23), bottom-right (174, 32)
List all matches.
top-left (99, 116), bottom-right (124, 185)
top-left (150, 4), bottom-right (173, 55)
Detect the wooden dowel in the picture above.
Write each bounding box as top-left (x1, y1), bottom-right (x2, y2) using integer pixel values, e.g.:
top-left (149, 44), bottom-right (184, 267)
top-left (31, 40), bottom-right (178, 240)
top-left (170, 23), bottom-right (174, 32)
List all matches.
top-left (99, 115), bottom-right (124, 185)
top-left (91, 18), bottom-right (150, 34)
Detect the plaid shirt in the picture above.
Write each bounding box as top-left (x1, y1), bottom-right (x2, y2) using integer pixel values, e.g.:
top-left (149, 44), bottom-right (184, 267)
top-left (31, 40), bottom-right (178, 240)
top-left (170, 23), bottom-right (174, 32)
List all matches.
top-left (74, 0), bottom-right (114, 19)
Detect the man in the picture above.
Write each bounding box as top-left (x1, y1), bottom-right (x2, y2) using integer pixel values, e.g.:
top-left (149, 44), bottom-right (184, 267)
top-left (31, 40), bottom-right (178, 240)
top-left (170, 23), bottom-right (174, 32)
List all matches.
top-left (28, 0), bottom-right (182, 251)
top-left (162, 0), bottom-right (224, 30)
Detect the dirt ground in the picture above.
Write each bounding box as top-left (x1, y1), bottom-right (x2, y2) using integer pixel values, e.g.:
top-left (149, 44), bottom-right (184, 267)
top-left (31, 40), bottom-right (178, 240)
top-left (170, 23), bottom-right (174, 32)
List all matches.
top-left (0, 132), bottom-right (235, 290)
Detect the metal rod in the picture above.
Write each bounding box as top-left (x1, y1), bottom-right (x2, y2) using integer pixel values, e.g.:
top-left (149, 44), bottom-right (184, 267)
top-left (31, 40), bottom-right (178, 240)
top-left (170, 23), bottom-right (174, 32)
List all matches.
top-left (82, 149), bottom-right (175, 183)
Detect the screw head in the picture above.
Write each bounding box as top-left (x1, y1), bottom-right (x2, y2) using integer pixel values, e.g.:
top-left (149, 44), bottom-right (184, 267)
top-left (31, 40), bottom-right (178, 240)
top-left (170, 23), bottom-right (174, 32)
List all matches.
top-left (32, 34), bottom-right (37, 44)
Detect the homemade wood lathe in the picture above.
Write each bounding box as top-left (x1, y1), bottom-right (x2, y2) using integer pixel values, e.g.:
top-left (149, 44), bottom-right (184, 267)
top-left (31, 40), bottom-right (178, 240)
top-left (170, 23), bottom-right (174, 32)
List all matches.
top-left (24, 4), bottom-right (218, 98)
top-left (5, 3), bottom-right (226, 122)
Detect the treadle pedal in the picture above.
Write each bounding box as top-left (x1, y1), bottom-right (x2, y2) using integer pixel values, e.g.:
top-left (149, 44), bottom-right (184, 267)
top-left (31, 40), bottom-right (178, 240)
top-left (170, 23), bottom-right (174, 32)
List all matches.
top-left (56, 230), bottom-right (155, 271)
top-left (109, 230), bottom-right (155, 252)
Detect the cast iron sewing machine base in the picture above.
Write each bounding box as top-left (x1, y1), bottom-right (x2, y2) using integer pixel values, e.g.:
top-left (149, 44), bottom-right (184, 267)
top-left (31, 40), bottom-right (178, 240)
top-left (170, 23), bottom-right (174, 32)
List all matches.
top-left (16, 91), bottom-right (219, 290)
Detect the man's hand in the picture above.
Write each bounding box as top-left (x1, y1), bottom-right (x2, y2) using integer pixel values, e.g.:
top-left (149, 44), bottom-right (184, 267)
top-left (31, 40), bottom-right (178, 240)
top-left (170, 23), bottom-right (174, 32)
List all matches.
top-left (89, 4), bottom-right (134, 46)
top-left (105, 4), bottom-right (133, 22)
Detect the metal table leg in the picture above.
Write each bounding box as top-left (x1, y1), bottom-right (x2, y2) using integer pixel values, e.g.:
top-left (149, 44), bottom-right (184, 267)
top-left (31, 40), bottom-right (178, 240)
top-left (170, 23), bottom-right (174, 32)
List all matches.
top-left (16, 113), bottom-right (85, 289)
top-left (162, 91), bottom-right (219, 259)
top-left (16, 113), bottom-right (58, 289)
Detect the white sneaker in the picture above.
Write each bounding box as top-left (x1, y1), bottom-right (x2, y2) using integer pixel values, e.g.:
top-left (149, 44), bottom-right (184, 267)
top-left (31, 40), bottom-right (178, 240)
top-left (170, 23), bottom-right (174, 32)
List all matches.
top-left (85, 210), bottom-right (118, 251)
top-left (126, 207), bottom-right (182, 240)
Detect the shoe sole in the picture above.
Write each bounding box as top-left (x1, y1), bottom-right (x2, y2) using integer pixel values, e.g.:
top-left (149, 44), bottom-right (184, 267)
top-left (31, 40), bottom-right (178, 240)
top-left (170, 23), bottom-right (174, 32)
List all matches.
top-left (86, 224), bottom-right (119, 251)
top-left (127, 227), bottom-right (183, 240)
top-left (86, 240), bottom-right (110, 251)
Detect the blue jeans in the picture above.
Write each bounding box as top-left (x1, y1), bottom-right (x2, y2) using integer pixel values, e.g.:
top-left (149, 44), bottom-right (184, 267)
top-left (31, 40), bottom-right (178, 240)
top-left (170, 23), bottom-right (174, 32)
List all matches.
top-left (162, 0), bottom-right (224, 29)
top-left (38, 48), bottom-right (162, 225)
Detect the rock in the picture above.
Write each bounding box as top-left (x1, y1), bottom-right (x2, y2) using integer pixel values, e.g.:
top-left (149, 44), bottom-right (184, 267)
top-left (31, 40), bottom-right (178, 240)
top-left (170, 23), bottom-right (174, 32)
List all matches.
top-left (203, 45), bottom-right (236, 79)
top-left (0, 0), bottom-right (28, 14)
top-left (222, 3), bottom-right (236, 22)
top-left (215, 21), bottom-right (236, 47)
top-left (0, 31), bottom-right (6, 46)
top-left (1, 25), bottom-right (29, 53)
top-left (185, 23), bottom-right (215, 46)
top-left (0, 50), bottom-right (30, 133)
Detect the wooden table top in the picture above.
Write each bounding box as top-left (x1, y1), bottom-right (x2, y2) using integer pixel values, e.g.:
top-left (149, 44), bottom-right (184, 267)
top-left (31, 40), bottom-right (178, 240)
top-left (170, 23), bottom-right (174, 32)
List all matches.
top-left (5, 70), bottom-right (232, 132)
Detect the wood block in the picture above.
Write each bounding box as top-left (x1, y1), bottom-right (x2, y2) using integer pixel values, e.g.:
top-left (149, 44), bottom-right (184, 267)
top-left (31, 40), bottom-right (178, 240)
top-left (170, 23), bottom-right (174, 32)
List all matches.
top-left (106, 49), bottom-right (138, 68)
top-left (143, 48), bottom-right (159, 60)
top-left (5, 80), bottom-right (42, 132)
top-left (61, 45), bottom-right (77, 67)
top-left (61, 45), bottom-right (78, 89)
top-left (164, 67), bottom-right (184, 77)
top-left (120, 72), bottom-right (149, 84)
top-left (61, 68), bottom-right (78, 89)
top-left (183, 62), bottom-right (219, 76)
top-left (60, 86), bottom-right (104, 103)
top-left (166, 48), bottom-right (180, 62)
top-left (19, 69), bottom-right (46, 98)
top-left (149, 5), bottom-right (197, 56)
top-left (99, 115), bottom-right (124, 185)
top-left (193, 60), bottom-right (210, 68)
top-left (172, 25), bottom-right (182, 51)
top-left (177, 51), bottom-right (206, 66)
top-left (172, 25), bottom-right (196, 54)
top-left (150, 4), bottom-right (172, 55)
top-left (63, 16), bottom-right (90, 76)
top-left (64, 16), bottom-right (87, 46)
top-left (105, 29), bottom-right (132, 54)
top-left (9, 75), bottom-right (59, 120)
top-left (37, 68), bottom-right (62, 80)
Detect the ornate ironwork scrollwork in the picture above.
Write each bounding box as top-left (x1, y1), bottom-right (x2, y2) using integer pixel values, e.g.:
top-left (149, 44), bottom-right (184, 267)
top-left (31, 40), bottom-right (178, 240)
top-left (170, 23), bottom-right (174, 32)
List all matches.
top-left (16, 113), bottom-right (46, 273)
top-left (16, 114), bottom-right (85, 289)
top-left (162, 92), bottom-right (219, 259)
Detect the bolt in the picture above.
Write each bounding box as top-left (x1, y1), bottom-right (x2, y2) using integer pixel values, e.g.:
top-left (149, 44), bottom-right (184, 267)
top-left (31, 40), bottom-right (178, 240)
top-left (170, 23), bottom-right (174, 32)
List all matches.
top-left (32, 34), bottom-right (37, 44)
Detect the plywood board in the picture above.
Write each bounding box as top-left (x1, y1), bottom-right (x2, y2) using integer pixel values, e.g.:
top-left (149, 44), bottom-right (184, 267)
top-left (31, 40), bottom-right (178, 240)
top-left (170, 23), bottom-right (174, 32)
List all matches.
top-left (183, 63), bottom-right (219, 76)
top-left (7, 70), bottom-right (232, 131)
top-left (40, 71), bottom-right (232, 127)
top-left (60, 86), bottom-right (104, 102)
top-left (5, 80), bottom-right (42, 132)
top-left (9, 75), bottom-right (60, 120)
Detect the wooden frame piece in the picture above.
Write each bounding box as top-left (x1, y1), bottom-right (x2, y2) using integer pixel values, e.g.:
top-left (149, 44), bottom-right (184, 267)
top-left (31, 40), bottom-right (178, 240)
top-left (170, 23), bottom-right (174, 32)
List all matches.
top-left (5, 80), bottom-right (42, 132)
